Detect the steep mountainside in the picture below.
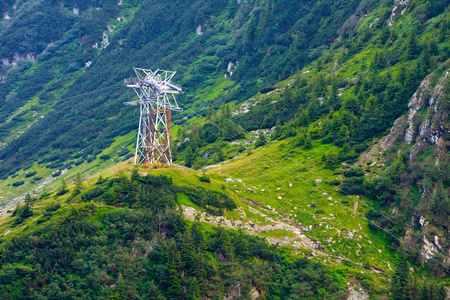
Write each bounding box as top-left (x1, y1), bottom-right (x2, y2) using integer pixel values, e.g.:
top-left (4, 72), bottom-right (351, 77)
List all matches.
top-left (1, 0), bottom-right (450, 298)
top-left (0, 0), bottom-right (369, 192)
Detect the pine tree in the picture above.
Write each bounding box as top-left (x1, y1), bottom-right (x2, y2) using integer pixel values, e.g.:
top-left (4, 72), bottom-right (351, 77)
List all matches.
top-left (304, 135), bottom-right (313, 149)
top-left (184, 146), bottom-right (194, 168)
top-left (166, 262), bottom-right (183, 299)
top-left (117, 272), bottom-right (127, 299)
top-left (272, 119), bottom-right (282, 139)
top-left (338, 124), bottom-right (350, 143)
top-left (24, 194), bottom-right (32, 206)
top-left (147, 282), bottom-right (165, 300)
top-left (58, 178), bottom-right (67, 195)
top-left (406, 29), bottom-right (419, 60)
top-left (391, 249), bottom-right (410, 300)
top-left (187, 278), bottom-right (200, 300)
top-left (74, 173), bottom-right (83, 195)
top-left (438, 18), bottom-right (448, 42)
top-left (206, 102), bottom-right (214, 120)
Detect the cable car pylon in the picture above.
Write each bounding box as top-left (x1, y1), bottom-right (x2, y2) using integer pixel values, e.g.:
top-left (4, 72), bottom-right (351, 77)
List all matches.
top-left (123, 68), bottom-right (183, 166)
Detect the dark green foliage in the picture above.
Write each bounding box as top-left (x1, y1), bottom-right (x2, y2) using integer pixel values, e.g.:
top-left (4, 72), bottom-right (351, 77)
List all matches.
top-left (81, 186), bottom-right (104, 202)
top-left (24, 171), bottom-right (36, 178)
top-left (12, 202), bottom-right (33, 225)
top-left (328, 179), bottom-right (341, 186)
top-left (198, 172), bottom-right (210, 183)
top-left (178, 186), bottom-right (235, 216)
top-left (260, 86), bottom-right (277, 94)
top-left (254, 131), bottom-right (267, 148)
top-left (343, 169), bottom-right (364, 177)
top-left (45, 203), bottom-right (61, 212)
top-left (390, 248), bottom-right (448, 300)
top-left (11, 181), bottom-right (24, 187)
top-left (31, 176), bottom-right (42, 182)
top-left (341, 177), bottom-right (364, 195)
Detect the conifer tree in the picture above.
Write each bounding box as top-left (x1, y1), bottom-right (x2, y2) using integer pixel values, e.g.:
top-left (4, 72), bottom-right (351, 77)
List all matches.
top-left (406, 29), bottom-right (419, 60)
top-left (58, 178), bottom-right (67, 195)
top-left (391, 249), bottom-right (410, 300)
top-left (147, 282), bottom-right (165, 300)
top-left (254, 131), bottom-right (266, 148)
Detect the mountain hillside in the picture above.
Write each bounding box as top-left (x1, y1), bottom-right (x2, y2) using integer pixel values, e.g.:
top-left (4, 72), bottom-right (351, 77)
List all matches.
top-left (0, 0), bottom-right (450, 298)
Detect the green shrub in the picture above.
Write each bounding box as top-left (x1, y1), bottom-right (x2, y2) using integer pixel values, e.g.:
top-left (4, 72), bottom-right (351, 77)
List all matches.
top-left (12, 181), bottom-right (24, 187)
top-left (25, 171), bottom-right (37, 178)
top-left (343, 169), bottom-right (364, 177)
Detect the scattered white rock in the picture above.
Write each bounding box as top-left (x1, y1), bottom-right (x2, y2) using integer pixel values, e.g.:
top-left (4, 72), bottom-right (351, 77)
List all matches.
top-left (419, 216), bottom-right (429, 227)
top-left (196, 25), bottom-right (203, 35)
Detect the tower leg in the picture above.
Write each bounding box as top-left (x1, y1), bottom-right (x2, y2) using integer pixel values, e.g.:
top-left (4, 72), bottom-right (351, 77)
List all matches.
top-left (136, 108), bottom-right (172, 166)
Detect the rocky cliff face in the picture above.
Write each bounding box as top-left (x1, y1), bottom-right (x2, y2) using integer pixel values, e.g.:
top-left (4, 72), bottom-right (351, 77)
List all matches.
top-left (361, 68), bottom-right (450, 264)
top-left (404, 70), bottom-right (449, 147)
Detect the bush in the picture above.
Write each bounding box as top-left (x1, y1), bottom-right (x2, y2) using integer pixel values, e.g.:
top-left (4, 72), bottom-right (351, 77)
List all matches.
top-left (327, 179), bottom-right (341, 186)
top-left (99, 154), bottom-right (111, 160)
top-left (45, 203), bottom-right (61, 212)
top-left (81, 187), bottom-right (104, 201)
top-left (199, 175), bottom-right (210, 183)
top-left (354, 143), bottom-right (369, 153)
top-left (315, 210), bottom-right (325, 214)
top-left (178, 186), bottom-right (236, 215)
top-left (52, 170), bottom-right (62, 178)
top-left (32, 176), bottom-right (43, 181)
top-left (259, 86), bottom-right (276, 94)
top-left (343, 169), bottom-right (364, 177)
top-left (25, 171), bottom-right (37, 178)
top-left (341, 178), bottom-right (364, 195)
top-left (12, 181), bottom-right (24, 187)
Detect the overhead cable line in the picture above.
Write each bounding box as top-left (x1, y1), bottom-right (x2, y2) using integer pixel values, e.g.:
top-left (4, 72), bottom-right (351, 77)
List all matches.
top-left (183, 93), bottom-right (450, 263)
top-left (179, 99), bottom-right (450, 273)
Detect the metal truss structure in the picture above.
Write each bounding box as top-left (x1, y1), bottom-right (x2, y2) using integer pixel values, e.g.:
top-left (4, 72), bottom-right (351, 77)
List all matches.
top-left (123, 68), bottom-right (183, 166)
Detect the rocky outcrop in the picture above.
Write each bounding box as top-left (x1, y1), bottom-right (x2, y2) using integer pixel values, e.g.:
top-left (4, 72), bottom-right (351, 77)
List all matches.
top-left (405, 74), bottom-right (433, 144)
top-left (180, 205), bottom-right (318, 250)
top-left (347, 285), bottom-right (369, 300)
top-left (358, 69), bottom-right (450, 262)
top-left (421, 235), bottom-right (443, 260)
top-left (364, 69), bottom-right (449, 155)
top-left (388, 0), bottom-right (409, 27)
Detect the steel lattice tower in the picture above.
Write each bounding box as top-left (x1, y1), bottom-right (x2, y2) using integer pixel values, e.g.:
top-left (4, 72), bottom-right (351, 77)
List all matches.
top-left (123, 68), bottom-right (183, 166)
